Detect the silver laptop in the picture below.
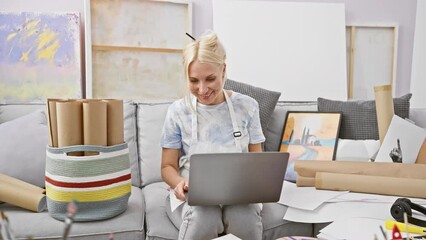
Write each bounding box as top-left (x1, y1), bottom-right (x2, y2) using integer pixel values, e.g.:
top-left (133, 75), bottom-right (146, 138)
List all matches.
top-left (187, 152), bottom-right (289, 206)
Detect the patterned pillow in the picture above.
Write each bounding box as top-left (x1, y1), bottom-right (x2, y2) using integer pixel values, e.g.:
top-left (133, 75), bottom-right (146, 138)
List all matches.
top-left (224, 79), bottom-right (281, 137)
top-left (318, 94), bottom-right (412, 140)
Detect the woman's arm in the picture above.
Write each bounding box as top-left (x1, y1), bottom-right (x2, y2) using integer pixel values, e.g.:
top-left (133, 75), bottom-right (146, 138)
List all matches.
top-left (161, 148), bottom-right (188, 200)
top-left (249, 143), bottom-right (263, 152)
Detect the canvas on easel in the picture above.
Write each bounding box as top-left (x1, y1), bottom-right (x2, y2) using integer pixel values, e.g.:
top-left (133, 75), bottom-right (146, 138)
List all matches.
top-left (279, 111), bottom-right (342, 182)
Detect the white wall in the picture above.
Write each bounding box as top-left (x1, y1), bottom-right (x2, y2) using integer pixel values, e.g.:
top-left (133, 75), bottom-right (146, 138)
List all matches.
top-left (191, 0), bottom-right (417, 98)
top-left (411, 0), bottom-right (426, 108)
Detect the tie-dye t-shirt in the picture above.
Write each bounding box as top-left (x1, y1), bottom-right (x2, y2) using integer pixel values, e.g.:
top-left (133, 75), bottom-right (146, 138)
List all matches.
top-left (160, 92), bottom-right (265, 156)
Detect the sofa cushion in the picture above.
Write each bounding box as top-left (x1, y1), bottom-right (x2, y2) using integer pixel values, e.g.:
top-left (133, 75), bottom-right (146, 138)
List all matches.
top-left (410, 108), bottom-right (426, 129)
top-left (261, 203), bottom-right (313, 239)
top-left (2, 186), bottom-right (145, 239)
top-left (264, 102), bottom-right (318, 151)
top-left (317, 94), bottom-right (412, 140)
top-left (123, 102), bottom-right (141, 187)
top-left (224, 79), bottom-right (281, 137)
top-left (0, 110), bottom-right (48, 188)
top-left (137, 103), bottom-right (171, 187)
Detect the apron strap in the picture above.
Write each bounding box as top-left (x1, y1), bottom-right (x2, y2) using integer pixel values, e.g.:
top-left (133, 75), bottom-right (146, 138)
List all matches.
top-left (190, 90), bottom-right (242, 152)
top-left (223, 90), bottom-right (242, 152)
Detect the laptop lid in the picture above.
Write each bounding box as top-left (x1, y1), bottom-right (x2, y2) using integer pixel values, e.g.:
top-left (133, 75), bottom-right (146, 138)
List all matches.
top-left (187, 152), bottom-right (289, 206)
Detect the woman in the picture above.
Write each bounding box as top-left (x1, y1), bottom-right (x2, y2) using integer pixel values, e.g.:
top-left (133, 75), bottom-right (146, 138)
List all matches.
top-left (160, 32), bottom-right (265, 240)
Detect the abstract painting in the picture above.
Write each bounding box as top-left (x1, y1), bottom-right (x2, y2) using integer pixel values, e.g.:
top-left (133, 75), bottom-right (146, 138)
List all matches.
top-left (0, 12), bottom-right (81, 104)
top-left (280, 111), bottom-right (342, 182)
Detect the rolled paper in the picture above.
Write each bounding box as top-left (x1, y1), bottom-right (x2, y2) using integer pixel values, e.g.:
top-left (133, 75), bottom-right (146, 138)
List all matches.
top-left (294, 160), bottom-right (426, 179)
top-left (0, 173), bottom-right (45, 195)
top-left (296, 175), bottom-right (315, 187)
top-left (315, 172), bottom-right (426, 198)
top-left (374, 85), bottom-right (394, 144)
top-left (46, 98), bottom-right (63, 147)
top-left (103, 99), bottom-right (124, 146)
top-left (56, 100), bottom-right (83, 156)
top-left (83, 100), bottom-right (107, 156)
top-left (416, 139), bottom-right (426, 164)
top-left (0, 174), bottom-right (46, 212)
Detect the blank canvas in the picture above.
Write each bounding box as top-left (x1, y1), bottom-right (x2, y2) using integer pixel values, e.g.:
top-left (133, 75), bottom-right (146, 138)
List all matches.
top-left (213, 0), bottom-right (347, 101)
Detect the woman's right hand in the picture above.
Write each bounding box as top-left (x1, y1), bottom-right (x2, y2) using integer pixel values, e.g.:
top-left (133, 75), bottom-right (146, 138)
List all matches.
top-left (174, 179), bottom-right (189, 201)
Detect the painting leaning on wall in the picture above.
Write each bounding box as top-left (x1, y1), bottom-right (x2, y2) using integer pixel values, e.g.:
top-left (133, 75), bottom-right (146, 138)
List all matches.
top-left (0, 12), bottom-right (82, 104)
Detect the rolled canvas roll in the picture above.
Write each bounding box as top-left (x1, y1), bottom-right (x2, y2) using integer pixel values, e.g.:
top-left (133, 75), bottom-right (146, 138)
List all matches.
top-left (46, 98), bottom-right (63, 147)
top-left (294, 160), bottom-right (426, 179)
top-left (56, 100), bottom-right (83, 155)
top-left (315, 172), bottom-right (426, 198)
top-left (0, 173), bottom-right (44, 195)
top-left (296, 175), bottom-right (315, 187)
top-left (103, 99), bottom-right (124, 146)
top-left (83, 100), bottom-right (107, 155)
top-left (416, 139), bottom-right (426, 164)
top-left (374, 85), bottom-right (394, 144)
top-left (0, 174), bottom-right (46, 212)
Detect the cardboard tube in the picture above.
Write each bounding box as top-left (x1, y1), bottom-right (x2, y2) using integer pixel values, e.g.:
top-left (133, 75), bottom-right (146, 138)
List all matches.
top-left (0, 175), bottom-right (46, 212)
top-left (315, 172), bottom-right (426, 198)
top-left (83, 100), bottom-right (107, 155)
top-left (296, 176), bottom-right (315, 187)
top-left (374, 85), bottom-right (394, 144)
top-left (0, 174), bottom-right (45, 195)
top-left (294, 160), bottom-right (426, 179)
top-left (46, 99), bottom-right (63, 147)
top-left (56, 100), bottom-right (83, 156)
top-left (103, 99), bottom-right (124, 146)
top-left (416, 139), bottom-right (426, 164)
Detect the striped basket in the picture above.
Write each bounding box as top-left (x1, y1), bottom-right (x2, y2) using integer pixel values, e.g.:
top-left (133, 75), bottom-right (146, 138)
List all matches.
top-left (45, 143), bottom-right (131, 221)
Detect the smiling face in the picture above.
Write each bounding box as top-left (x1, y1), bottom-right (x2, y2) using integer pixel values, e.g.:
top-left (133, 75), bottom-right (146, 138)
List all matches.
top-left (188, 60), bottom-right (226, 105)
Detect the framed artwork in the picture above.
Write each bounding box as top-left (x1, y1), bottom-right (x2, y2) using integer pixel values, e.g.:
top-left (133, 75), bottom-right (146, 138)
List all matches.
top-left (280, 111), bottom-right (342, 182)
top-left (85, 0), bottom-right (192, 102)
top-left (0, 12), bottom-right (82, 104)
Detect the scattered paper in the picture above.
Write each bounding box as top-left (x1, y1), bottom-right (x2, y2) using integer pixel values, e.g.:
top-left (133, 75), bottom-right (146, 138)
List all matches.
top-left (212, 234), bottom-right (242, 240)
top-left (278, 180), bottom-right (348, 211)
top-left (318, 217), bottom-right (419, 240)
top-left (283, 201), bottom-right (393, 223)
top-left (169, 189), bottom-right (185, 212)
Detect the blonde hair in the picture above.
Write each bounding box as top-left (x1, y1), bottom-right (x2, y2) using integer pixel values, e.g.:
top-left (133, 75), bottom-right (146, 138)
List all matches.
top-left (182, 32), bottom-right (227, 109)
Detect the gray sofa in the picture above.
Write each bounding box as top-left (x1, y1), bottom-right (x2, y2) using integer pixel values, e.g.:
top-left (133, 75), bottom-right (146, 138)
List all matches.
top-left (1, 97), bottom-right (425, 240)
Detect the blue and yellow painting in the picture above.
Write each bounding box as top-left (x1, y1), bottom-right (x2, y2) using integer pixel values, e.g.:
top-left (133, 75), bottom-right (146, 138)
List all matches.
top-left (0, 12), bottom-right (81, 103)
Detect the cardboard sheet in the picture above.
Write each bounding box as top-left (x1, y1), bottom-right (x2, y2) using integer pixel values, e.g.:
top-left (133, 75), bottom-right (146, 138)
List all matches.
top-left (0, 174), bottom-right (45, 212)
top-left (374, 85), bottom-right (394, 143)
top-left (103, 99), bottom-right (124, 146)
top-left (295, 160), bottom-right (426, 179)
top-left (315, 172), bottom-right (426, 198)
top-left (83, 100), bottom-right (107, 155)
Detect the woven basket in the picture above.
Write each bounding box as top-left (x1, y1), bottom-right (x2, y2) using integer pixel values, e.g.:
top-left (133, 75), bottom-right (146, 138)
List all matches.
top-left (45, 143), bottom-right (131, 221)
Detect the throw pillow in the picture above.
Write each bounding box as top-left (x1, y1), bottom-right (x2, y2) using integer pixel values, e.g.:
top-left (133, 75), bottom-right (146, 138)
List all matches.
top-left (224, 79), bottom-right (281, 136)
top-left (0, 110), bottom-right (48, 188)
top-left (317, 94), bottom-right (412, 140)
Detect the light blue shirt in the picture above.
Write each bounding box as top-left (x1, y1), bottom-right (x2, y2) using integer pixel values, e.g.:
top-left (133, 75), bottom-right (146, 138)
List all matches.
top-left (160, 92), bottom-right (265, 157)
